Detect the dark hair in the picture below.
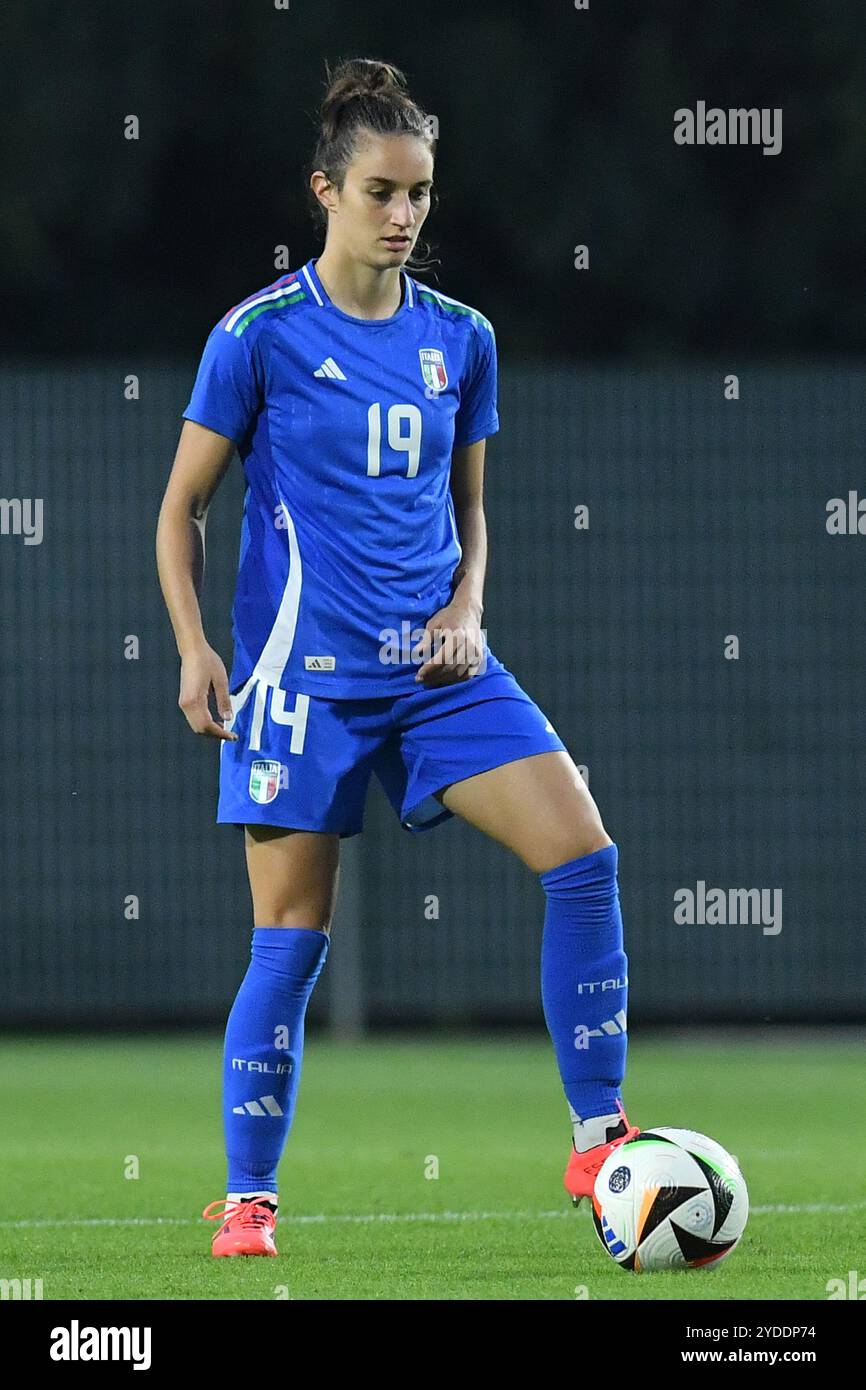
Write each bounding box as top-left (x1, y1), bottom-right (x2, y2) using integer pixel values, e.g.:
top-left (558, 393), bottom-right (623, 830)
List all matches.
top-left (306, 58), bottom-right (440, 275)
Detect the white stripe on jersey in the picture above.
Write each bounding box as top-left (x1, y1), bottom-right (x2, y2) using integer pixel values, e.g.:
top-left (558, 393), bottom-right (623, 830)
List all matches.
top-left (252, 495), bottom-right (303, 684)
top-left (419, 283), bottom-right (486, 324)
top-left (223, 282), bottom-right (300, 334)
top-left (300, 262), bottom-right (325, 306)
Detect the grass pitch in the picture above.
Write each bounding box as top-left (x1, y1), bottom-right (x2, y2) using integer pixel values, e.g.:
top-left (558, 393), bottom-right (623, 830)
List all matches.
top-left (0, 1031), bottom-right (863, 1300)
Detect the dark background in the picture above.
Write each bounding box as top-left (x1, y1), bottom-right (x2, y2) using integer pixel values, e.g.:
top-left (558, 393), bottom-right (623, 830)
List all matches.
top-left (4, 0), bottom-right (866, 360)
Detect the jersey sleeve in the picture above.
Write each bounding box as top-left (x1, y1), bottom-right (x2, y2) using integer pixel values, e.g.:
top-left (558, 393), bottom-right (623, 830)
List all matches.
top-left (182, 321), bottom-right (264, 446)
top-left (453, 321), bottom-right (500, 448)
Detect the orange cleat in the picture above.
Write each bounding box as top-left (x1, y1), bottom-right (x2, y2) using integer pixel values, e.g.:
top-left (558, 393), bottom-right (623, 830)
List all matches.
top-left (563, 1101), bottom-right (640, 1208)
top-left (202, 1198), bottom-right (279, 1257)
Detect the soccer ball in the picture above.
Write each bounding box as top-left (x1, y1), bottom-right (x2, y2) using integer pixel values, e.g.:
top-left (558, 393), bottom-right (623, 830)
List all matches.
top-left (590, 1128), bottom-right (748, 1272)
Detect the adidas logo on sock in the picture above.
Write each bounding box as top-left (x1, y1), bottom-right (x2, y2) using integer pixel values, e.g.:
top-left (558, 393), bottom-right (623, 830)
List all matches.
top-left (585, 1010), bottom-right (628, 1038)
top-left (232, 1095), bottom-right (284, 1116)
top-left (314, 357), bottom-right (347, 379)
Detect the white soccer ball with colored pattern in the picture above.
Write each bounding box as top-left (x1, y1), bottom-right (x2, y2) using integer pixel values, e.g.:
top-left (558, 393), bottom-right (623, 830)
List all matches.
top-left (590, 1127), bottom-right (748, 1272)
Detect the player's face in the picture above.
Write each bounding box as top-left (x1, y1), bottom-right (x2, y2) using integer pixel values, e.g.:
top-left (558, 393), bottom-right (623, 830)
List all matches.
top-left (340, 132), bottom-right (434, 266)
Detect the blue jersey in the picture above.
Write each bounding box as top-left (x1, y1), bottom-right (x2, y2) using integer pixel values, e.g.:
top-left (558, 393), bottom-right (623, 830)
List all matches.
top-left (182, 256), bottom-right (501, 698)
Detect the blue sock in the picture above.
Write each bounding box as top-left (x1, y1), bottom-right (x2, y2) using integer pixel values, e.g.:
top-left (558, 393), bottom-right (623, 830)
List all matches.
top-left (540, 843), bottom-right (629, 1134)
top-left (223, 925), bottom-right (329, 1198)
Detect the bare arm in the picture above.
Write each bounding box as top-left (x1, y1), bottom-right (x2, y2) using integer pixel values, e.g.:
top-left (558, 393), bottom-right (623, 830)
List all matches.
top-left (448, 437), bottom-right (487, 621)
top-left (156, 419), bottom-right (238, 739)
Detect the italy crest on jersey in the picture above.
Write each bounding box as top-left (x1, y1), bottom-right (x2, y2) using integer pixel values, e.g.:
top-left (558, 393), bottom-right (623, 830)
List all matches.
top-left (249, 759), bottom-right (282, 804)
top-left (419, 347), bottom-right (448, 393)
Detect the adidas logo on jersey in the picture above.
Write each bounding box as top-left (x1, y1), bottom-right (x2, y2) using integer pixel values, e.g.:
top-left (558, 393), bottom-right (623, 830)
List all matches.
top-left (314, 357), bottom-right (347, 380)
top-left (232, 1095), bottom-right (284, 1117)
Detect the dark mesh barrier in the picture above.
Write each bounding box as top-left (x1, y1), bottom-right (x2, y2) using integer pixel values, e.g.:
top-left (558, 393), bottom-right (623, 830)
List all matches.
top-left (2, 363), bottom-right (863, 1024)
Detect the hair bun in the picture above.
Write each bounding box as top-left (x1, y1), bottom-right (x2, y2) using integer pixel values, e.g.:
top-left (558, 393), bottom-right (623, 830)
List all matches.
top-left (321, 58), bottom-right (407, 117)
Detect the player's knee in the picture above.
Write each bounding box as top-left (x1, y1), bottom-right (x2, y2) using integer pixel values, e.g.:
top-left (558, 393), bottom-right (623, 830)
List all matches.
top-left (535, 824), bottom-right (614, 876)
top-left (256, 906), bottom-right (334, 933)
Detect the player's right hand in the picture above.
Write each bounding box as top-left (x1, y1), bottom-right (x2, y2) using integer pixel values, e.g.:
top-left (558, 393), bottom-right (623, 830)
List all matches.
top-left (177, 642), bottom-right (239, 740)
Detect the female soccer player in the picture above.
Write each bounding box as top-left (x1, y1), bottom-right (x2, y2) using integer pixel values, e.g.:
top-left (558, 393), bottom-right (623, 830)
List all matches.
top-left (156, 57), bottom-right (638, 1258)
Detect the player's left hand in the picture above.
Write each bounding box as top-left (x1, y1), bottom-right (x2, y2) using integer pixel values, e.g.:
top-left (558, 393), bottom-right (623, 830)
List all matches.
top-left (414, 601), bottom-right (485, 686)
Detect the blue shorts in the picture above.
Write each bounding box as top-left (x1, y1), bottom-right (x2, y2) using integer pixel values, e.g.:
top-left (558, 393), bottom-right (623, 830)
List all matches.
top-left (217, 658), bottom-right (567, 837)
